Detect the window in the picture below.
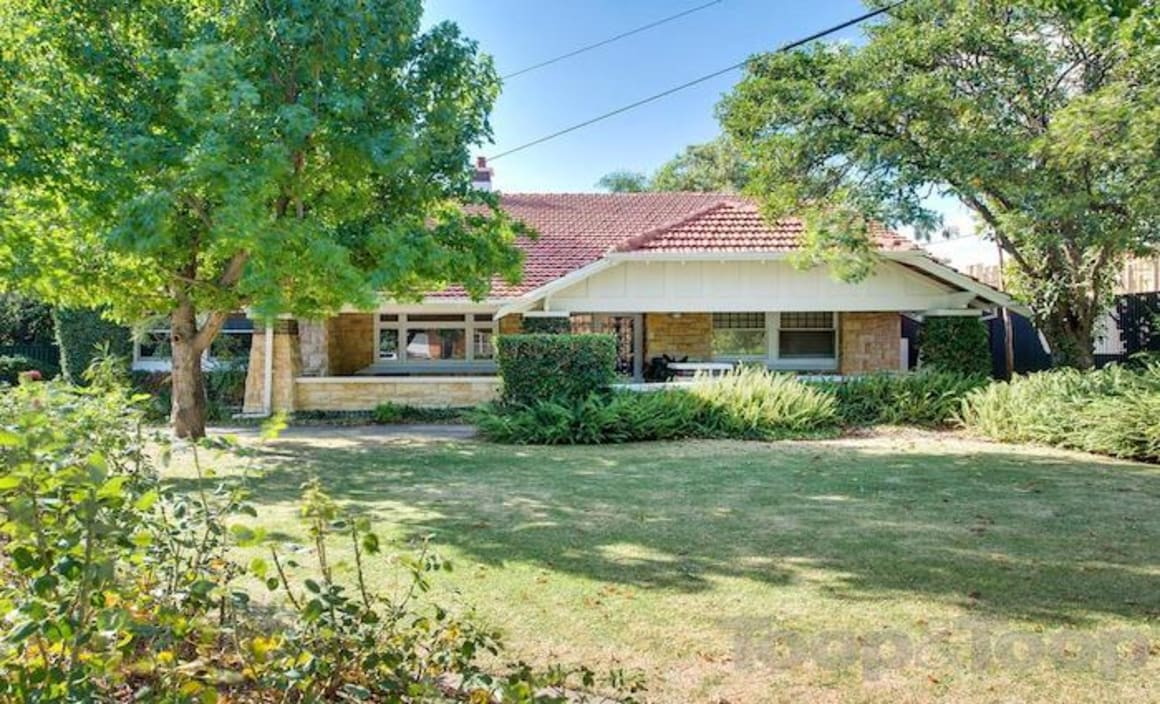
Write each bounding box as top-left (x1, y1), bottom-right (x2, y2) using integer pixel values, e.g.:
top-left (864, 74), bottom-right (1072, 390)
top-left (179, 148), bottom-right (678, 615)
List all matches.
top-left (132, 314), bottom-right (253, 370)
top-left (777, 312), bottom-right (836, 360)
top-left (712, 313), bottom-right (767, 358)
top-left (376, 313), bottom-right (496, 364)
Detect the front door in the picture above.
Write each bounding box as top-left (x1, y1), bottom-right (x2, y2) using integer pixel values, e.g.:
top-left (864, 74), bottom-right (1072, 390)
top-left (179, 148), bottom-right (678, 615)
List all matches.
top-left (573, 313), bottom-right (642, 380)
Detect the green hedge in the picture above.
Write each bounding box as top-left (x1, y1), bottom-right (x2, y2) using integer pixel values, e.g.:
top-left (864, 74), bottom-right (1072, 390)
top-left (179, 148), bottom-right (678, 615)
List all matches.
top-left (496, 333), bottom-right (617, 406)
top-left (520, 315), bottom-right (571, 334)
top-left (919, 316), bottom-right (991, 377)
top-left (54, 307), bottom-right (133, 383)
top-left (959, 361), bottom-right (1160, 462)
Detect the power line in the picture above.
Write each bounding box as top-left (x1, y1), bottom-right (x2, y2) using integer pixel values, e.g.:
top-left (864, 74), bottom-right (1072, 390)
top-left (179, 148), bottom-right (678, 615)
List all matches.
top-left (489, 0), bottom-right (908, 161)
top-left (501, 0), bottom-right (725, 81)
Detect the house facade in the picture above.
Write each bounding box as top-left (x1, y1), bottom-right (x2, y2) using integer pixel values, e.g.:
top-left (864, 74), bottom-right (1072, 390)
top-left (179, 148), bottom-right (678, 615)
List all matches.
top-left (240, 191), bottom-right (1017, 414)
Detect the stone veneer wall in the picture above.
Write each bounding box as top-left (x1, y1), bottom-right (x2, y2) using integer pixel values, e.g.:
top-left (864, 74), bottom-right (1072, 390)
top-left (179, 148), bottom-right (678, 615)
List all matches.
top-left (242, 320), bottom-right (302, 414)
top-left (327, 313), bottom-right (375, 376)
top-left (839, 312), bottom-right (902, 374)
top-left (298, 320), bottom-right (329, 376)
top-left (295, 378), bottom-right (500, 411)
top-left (498, 314), bottom-right (522, 334)
top-left (644, 313), bottom-right (713, 361)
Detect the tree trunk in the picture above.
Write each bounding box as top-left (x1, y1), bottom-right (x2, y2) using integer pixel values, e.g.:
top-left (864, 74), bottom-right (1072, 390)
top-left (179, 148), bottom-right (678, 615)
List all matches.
top-left (170, 303), bottom-right (208, 439)
top-left (1037, 306), bottom-right (1097, 370)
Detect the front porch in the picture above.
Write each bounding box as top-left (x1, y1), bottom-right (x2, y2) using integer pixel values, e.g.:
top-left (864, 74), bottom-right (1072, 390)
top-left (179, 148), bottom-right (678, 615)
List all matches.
top-left (241, 309), bottom-right (909, 414)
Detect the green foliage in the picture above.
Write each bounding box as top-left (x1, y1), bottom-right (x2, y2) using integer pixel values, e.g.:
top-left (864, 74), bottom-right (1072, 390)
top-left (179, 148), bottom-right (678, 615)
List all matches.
top-left (1, 0), bottom-right (527, 436)
top-left (0, 380), bottom-right (644, 702)
top-left (596, 136), bottom-right (751, 193)
top-left (0, 355), bottom-right (57, 385)
top-left (371, 402), bottom-right (469, 424)
top-left (919, 317), bottom-right (992, 377)
top-left (959, 361), bottom-right (1160, 462)
top-left (477, 368), bottom-right (836, 444)
top-left (53, 308), bottom-right (132, 384)
top-left (821, 370), bottom-right (988, 427)
top-left (0, 292), bottom-right (53, 345)
top-left (688, 367), bottom-right (837, 439)
top-left (596, 170), bottom-right (650, 193)
top-left (130, 368), bottom-right (248, 423)
top-left (496, 333), bottom-right (618, 406)
top-left (720, 0), bottom-right (1160, 367)
top-left (521, 315), bottom-right (572, 334)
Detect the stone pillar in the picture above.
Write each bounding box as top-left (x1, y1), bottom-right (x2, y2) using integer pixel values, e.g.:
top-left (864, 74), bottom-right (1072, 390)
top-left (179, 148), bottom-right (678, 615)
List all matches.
top-left (241, 319), bottom-right (302, 414)
top-left (298, 320), bottom-right (330, 377)
top-left (838, 312), bottom-right (902, 374)
top-left (644, 313), bottom-right (713, 361)
top-left (497, 314), bottom-right (523, 334)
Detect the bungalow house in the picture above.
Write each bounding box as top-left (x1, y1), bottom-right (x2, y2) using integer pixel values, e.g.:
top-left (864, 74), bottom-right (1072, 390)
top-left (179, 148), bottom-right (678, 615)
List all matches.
top-left (240, 178), bottom-right (1016, 414)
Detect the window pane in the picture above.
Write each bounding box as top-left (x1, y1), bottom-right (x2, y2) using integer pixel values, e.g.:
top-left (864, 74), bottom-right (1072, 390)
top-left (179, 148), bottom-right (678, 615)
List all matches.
top-left (474, 330), bottom-right (495, 359)
top-left (210, 332), bottom-right (251, 361)
top-left (407, 314), bottom-right (464, 323)
top-left (405, 328), bottom-right (466, 360)
top-left (138, 331), bottom-right (170, 360)
top-left (713, 312), bottom-right (766, 329)
top-left (378, 329), bottom-right (399, 360)
top-left (473, 313), bottom-right (494, 322)
top-left (779, 330), bottom-right (835, 358)
top-left (379, 314), bottom-right (399, 323)
top-left (780, 312), bottom-right (833, 329)
top-left (713, 329), bottom-right (767, 357)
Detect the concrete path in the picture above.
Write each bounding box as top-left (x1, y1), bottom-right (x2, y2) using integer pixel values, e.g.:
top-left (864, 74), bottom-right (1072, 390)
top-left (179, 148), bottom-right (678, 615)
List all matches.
top-left (215, 423), bottom-right (477, 442)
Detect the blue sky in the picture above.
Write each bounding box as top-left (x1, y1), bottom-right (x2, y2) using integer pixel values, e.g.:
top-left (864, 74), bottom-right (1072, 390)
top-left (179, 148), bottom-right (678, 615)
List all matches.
top-left (423, 0), bottom-right (997, 267)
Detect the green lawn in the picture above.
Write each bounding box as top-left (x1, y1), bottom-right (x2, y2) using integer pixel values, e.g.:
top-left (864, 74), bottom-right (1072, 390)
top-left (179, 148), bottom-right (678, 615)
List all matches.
top-left (166, 429), bottom-right (1160, 703)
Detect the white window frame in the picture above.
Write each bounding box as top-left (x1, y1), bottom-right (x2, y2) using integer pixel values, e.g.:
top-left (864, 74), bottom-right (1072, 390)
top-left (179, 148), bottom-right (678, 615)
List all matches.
top-left (710, 312), bottom-right (769, 362)
top-left (710, 311), bottom-right (839, 371)
top-left (770, 312), bottom-right (839, 371)
top-left (374, 313), bottom-right (497, 366)
top-left (131, 317), bottom-right (253, 371)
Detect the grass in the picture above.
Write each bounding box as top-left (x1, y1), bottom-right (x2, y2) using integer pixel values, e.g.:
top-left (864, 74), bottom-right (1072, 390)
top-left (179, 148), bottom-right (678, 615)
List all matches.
top-left (165, 428), bottom-right (1160, 703)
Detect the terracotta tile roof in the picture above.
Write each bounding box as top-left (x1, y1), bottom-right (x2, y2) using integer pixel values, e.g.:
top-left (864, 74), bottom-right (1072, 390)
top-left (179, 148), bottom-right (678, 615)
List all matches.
top-left (427, 193), bottom-right (915, 299)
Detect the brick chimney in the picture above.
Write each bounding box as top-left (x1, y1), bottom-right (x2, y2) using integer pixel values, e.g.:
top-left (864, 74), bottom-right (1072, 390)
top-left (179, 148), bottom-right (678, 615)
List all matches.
top-left (472, 156), bottom-right (493, 191)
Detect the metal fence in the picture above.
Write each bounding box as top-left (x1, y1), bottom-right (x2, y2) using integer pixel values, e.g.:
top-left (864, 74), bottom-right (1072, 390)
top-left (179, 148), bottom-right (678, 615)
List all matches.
top-left (0, 344), bottom-right (61, 369)
top-left (1095, 292), bottom-right (1160, 367)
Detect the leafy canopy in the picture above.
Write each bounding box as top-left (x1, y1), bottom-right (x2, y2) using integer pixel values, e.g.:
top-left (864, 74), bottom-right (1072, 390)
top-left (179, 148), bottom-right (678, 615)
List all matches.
top-left (720, 0), bottom-right (1159, 365)
top-left (596, 136), bottom-right (751, 193)
top-left (0, 0), bottom-right (525, 324)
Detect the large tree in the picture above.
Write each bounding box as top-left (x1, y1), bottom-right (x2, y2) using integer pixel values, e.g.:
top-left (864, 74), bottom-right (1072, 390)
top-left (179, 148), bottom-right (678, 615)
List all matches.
top-left (721, 0), bottom-right (1159, 367)
top-left (0, 0), bottom-right (524, 437)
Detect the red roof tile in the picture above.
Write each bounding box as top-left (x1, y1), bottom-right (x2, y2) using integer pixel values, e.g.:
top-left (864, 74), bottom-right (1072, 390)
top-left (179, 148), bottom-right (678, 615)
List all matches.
top-left (427, 193), bottom-right (915, 299)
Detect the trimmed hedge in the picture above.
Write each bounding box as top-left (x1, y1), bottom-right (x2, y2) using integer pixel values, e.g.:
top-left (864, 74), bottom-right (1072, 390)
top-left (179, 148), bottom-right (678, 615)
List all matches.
top-left (520, 315), bottom-right (571, 334)
top-left (54, 307), bottom-right (132, 383)
top-left (919, 316), bottom-right (991, 377)
top-left (496, 333), bottom-right (617, 406)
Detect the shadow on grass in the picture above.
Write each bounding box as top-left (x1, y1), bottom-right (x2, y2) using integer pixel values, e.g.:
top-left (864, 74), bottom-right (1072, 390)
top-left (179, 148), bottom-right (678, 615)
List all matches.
top-left (166, 434), bottom-right (1160, 626)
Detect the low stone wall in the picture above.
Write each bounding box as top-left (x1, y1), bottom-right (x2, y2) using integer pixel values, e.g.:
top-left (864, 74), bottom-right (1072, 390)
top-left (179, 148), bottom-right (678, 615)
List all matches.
top-left (294, 376), bottom-right (500, 412)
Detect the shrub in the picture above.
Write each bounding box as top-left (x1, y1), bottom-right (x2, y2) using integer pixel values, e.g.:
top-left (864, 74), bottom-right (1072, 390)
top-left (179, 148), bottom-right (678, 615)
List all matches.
top-left (689, 367), bottom-right (837, 439)
top-left (521, 314), bottom-right (572, 334)
top-left (959, 361), bottom-right (1160, 462)
top-left (919, 316), bottom-right (991, 377)
top-left (0, 380), bottom-right (645, 702)
top-left (476, 368), bottom-right (837, 445)
top-left (496, 333), bottom-right (617, 406)
top-left (821, 370), bottom-right (987, 427)
top-left (372, 401), bottom-right (470, 424)
top-left (53, 307), bottom-right (132, 383)
top-left (0, 354), bottom-right (58, 385)
top-left (129, 367), bottom-right (248, 423)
